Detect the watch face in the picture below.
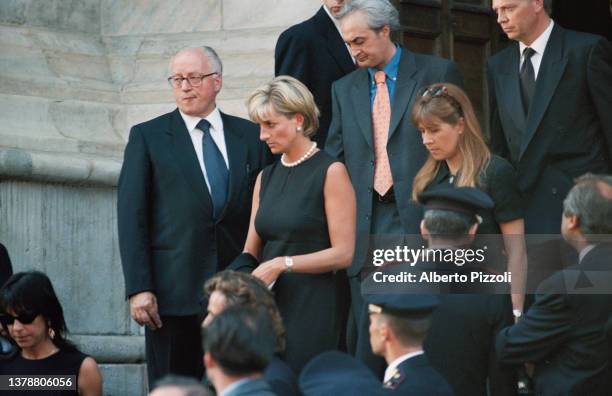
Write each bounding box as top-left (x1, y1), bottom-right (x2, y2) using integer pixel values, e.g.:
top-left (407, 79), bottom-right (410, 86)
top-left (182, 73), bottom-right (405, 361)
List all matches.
top-left (513, 309), bottom-right (522, 318)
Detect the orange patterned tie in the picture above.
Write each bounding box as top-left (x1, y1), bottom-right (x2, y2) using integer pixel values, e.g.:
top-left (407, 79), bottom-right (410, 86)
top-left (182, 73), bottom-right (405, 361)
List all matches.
top-left (372, 70), bottom-right (393, 196)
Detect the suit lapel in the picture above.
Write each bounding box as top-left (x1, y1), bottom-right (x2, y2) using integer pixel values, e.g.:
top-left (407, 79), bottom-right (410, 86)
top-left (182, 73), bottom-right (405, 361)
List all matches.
top-left (388, 49), bottom-right (418, 142)
top-left (218, 112), bottom-right (247, 220)
top-left (496, 44), bottom-right (527, 135)
top-left (520, 25), bottom-right (567, 159)
top-left (167, 109), bottom-right (213, 215)
top-left (351, 69), bottom-right (374, 149)
top-left (313, 7), bottom-right (355, 74)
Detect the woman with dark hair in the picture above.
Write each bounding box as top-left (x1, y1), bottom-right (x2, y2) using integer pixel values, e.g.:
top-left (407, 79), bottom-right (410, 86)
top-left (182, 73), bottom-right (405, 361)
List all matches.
top-left (0, 271), bottom-right (102, 395)
top-left (411, 83), bottom-right (527, 314)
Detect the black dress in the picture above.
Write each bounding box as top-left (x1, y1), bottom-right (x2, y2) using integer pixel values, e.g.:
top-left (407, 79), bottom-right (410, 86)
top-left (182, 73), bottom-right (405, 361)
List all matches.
top-left (0, 348), bottom-right (87, 395)
top-left (255, 150), bottom-right (340, 374)
top-left (425, 155), bottom-right (524, 273)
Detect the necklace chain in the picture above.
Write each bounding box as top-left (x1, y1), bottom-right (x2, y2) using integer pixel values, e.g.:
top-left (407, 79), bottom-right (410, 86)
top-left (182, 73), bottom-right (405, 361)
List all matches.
top-left (281, 142), bottom-right (318, 167)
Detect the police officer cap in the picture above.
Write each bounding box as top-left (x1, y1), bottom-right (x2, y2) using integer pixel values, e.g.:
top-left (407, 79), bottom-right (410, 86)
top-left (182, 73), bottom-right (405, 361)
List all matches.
top-left (417, 185), bottom-right (494, 221)
top-left (366, 294), bottom-right (439, 318)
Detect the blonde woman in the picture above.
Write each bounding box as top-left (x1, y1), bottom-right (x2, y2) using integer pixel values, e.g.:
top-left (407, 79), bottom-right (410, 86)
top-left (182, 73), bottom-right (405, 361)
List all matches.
top-left (412, 83), bottom-right (527, 314)
top-left (234, 76), bottom-right (356, 373)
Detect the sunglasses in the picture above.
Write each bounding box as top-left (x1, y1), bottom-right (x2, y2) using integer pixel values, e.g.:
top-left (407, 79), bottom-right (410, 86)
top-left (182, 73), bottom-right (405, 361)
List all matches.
top-left (421, 85), bottom-right (464, 116)
top-left (0, 311), bottom-right (38, 326)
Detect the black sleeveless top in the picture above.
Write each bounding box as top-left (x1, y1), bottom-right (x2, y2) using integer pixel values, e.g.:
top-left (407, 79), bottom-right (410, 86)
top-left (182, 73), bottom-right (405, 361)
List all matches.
top-left (0, 348), bottom-right (87, 395)
top-left (255, 150), bottom-right (341, 374)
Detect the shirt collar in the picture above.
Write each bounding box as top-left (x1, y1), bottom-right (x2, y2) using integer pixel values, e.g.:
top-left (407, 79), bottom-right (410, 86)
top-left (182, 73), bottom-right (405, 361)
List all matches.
top-left (519, 20), bottom-right (554, 57)
top-left (179, 107), bottom-right (222, 133)
top-left (383, 350), bottom-right (424, 382)
top-left (579, 244), bottom-right (597, 264)
top-left (220, 378), bottom-right (252, 396)
top-left (368, 44), bottom-right (402, 84)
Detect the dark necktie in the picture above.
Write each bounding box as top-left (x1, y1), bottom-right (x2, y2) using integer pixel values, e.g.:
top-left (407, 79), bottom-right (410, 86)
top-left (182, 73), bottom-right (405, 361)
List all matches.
top-left (197, 119), bottom-right (229, 218)
top-left (520, 47), bottom-right (536, 114)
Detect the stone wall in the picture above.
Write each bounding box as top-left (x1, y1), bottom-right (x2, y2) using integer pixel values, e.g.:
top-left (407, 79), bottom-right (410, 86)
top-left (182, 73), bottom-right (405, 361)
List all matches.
top-left (0, 1), bottom-right (321, 394)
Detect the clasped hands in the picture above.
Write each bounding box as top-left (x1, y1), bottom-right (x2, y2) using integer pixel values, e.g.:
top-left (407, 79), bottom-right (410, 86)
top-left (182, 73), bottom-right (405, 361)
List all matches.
top-left (252, 256), bottom-right (286, 287)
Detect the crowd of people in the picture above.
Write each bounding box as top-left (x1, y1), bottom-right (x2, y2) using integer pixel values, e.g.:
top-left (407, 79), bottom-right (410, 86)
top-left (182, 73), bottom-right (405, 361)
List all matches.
top-left (1, 0), bottom-right (612, 395)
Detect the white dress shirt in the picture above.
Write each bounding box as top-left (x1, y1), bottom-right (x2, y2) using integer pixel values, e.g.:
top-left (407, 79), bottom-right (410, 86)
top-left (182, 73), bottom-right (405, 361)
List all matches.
top-left (179, 107), bottom-right (229, 194)
top-left (519, 20), bottom-right (554, 79)
top-left (383, 350), bottom-right (424, 383)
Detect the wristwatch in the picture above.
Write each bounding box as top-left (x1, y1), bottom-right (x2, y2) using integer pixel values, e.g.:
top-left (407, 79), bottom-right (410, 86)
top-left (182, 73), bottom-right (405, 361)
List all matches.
top-left (512, 309), bottom-right (523, 319)
top-left (284, 256), bottom-right (294, 273)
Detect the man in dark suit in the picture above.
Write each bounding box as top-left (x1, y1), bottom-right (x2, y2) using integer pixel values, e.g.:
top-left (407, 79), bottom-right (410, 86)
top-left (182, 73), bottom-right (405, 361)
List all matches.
top-left (366, 294), bottom-right (453, 395)
top-left (117, 47), bottom-right (270, 384)
top-left (325, 0), bottom-right (463, 374)
top-left (203, 306), bottom-right (277, 396)
top-left (496, 174), bottom-right (612, 395)
top-left (487, 0), bottom-right (612, 234)
top-left (275, 0), bottom-right (355, 148)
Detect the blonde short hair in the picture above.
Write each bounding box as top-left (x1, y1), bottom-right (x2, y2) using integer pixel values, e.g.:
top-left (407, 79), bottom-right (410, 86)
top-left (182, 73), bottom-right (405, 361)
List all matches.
top-left (247, 75), bottom-right (320, 138)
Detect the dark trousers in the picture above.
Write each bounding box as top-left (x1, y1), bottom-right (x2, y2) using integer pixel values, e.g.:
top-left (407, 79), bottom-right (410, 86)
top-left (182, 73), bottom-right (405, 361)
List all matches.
top-left (346, 196), bottom-right (403, 378)
top-left (145, 315), bottom-right (204, 386)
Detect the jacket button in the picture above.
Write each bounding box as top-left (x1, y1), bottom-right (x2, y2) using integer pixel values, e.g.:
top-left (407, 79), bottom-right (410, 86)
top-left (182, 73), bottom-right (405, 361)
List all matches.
top-left (368, 187), bottom-right (372, 193)
top-left (365, 215), bottom-right (370, 220)
top-left (551, 188), bottom-right (557, 195)
top-left (370, 160), bottom-right (374, 166)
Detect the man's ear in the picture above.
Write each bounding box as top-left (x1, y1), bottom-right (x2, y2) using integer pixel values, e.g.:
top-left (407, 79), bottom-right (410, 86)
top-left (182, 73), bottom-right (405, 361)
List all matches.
top-left (420, 219), bottom-right (429, 240)
top-left (380, 24), bottom-right (391, 39)
top-left (567, 214), bottom-right (580, 231)
top-left (204, 351), bottom-right (215, 370)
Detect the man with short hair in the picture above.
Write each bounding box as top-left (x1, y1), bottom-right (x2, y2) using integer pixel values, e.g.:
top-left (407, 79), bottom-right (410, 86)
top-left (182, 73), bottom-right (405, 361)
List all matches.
top-left (275, 0), bottom-right (355, 148)
top-left (366, 294), bottom-right (453, 395)
top-left (118, 47), bottom-right (271, 383)
top-left (325, 0), bottom-right (463, 374)
top-left (487, 0), bottom-right (612, 234)
top-left (203, 306), bottom-right (277, 396)
top-left (496, 174), bottom-right (612, 395)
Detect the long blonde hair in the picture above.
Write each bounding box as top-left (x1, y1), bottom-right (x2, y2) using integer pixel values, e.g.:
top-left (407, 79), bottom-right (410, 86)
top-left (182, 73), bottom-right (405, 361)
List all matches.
top-left (411, 83), bottom-right (491, 201)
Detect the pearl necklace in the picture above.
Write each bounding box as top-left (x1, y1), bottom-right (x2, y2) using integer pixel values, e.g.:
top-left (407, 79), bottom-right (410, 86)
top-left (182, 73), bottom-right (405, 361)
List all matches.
top-left (281, 142), bottom-right (318, 167)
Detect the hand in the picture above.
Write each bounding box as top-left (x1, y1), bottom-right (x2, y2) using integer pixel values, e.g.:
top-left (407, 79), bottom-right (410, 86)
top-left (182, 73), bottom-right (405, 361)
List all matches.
top-left (252, 257), bottom-right (285, 286)
top-left (129, 291), bottom-right (162, 330)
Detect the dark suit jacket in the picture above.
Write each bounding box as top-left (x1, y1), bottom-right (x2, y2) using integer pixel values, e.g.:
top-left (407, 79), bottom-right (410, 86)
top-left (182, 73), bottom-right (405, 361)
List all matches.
top-left (389, 354), bottom-right (454, 395)
top-left (225, 378), bottom-right (276, 396)
top-left (496, 243), bottom-right (612, 396)
top-left (325, 48), bottom-right (463, 276)
top-left (275, 6), bottom-right (355, 148)
top-left (265, 356), bottom-right (300, 396)
top-left (487, 24), bottom-right (612, 233)
top-left (117, 109), bottom-right (271, 315)
top-left (0, 243), bottom-right (13, 287)
top-left (425, 294), bottom-right (516, 396)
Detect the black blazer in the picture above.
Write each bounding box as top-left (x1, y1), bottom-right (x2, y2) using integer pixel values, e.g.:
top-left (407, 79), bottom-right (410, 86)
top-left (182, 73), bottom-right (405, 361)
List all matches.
top-left (275, 6), bottom-right (355, 147)
top-left (496, 243), bottom-right (612, 396)
top-left (425, 294), bottom-right (516, 396)
top-left (117, 109), bottom-right (271, 315)
top-left (388, 354), bottom-right (454, 395)
top-left (487, 24), bottom-right (612, 234)
top-left (325, 48), bottom-right (463, 276)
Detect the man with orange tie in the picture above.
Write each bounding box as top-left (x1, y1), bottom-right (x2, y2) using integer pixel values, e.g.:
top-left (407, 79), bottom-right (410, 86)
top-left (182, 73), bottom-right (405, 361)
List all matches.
top-left (325, 0), bottom-right (463, 376)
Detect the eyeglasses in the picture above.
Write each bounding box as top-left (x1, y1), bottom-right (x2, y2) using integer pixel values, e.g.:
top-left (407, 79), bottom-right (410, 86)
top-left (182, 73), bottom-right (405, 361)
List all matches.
top-left (421, 85), bottom-right (464, 116)
top-left (0, 311), bottom-right (38, 326)
top-left (167, 72), bottom-right (217, 88)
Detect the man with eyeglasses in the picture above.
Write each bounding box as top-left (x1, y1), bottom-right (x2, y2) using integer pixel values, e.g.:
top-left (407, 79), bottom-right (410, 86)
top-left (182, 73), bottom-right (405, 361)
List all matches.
top-left (117, 46), bottom-right (271, 384)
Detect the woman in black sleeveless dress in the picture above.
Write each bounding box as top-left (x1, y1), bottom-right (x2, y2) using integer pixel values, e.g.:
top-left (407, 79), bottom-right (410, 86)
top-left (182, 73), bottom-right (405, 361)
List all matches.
top-left (0, 271), bottom-right (102, 395)
top-left (239, 76), bottom-right (356, 373)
